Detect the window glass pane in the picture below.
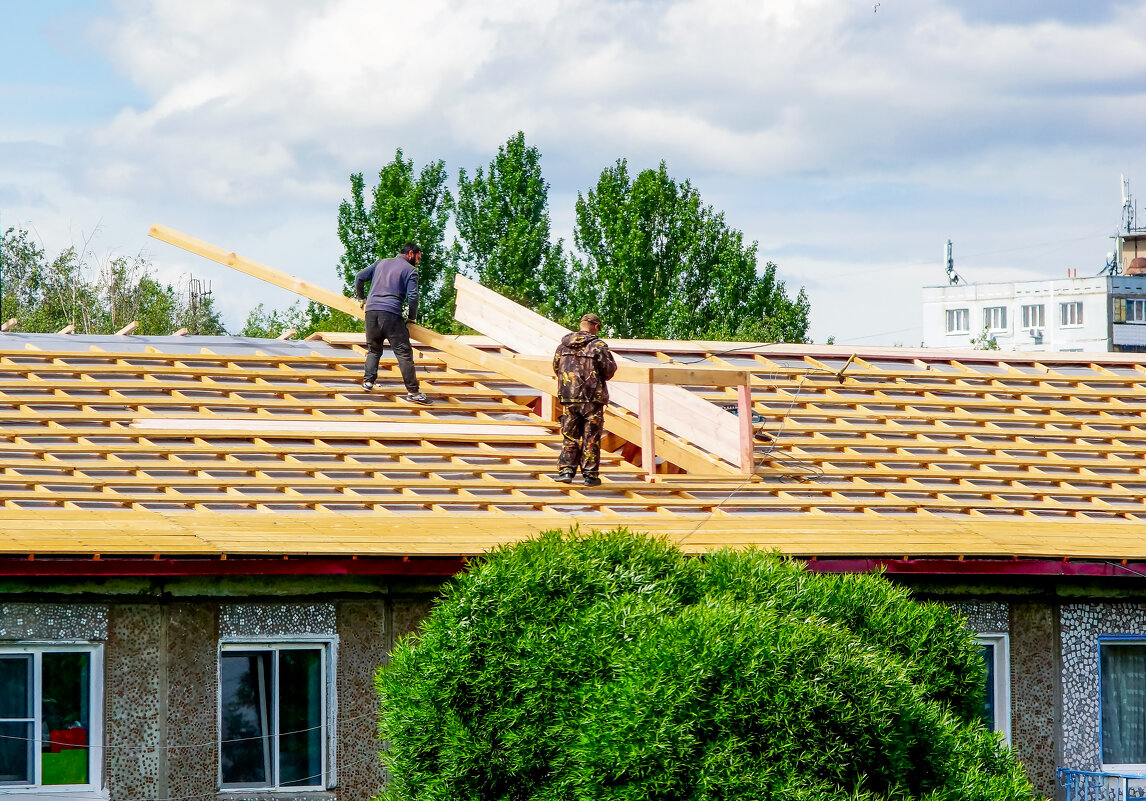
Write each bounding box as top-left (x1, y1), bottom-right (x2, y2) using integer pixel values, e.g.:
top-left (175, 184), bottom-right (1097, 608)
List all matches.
top-left (980, 644), bottom-right (996, 728)
top-left (0, 656), bottom-right (31, 719)
top-left (221, 652), bottom-right (273, 785)
top-left (1102, 643), bottom-right (1146, 764)
top-left (41, 653), bottom-right (90, 786)
top-left (278, 650), bottom-right (322, 787)
top-left (0, 722), bottom-right (34, 785)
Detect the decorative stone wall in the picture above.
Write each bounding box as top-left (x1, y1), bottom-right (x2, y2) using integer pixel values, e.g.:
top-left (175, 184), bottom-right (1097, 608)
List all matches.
top-left (336, 601), bottom-right (387, 801)
top-left (947, 599), bottom-right (1009, 633)
top-left (392, 598), bottom-right (434, 645)
top-left (106, 605), bottom-right (162, 801)
top-left (0, 602), bottom-right (107, 640)
top-left (220, 602), bottom-right (336, 636)
top-left (167, 604), bottom-right (220, 801)
top-left (1060, 602), bottom-right (1146, 771)
top-left (1011, 602), bottom-right (1058, 799)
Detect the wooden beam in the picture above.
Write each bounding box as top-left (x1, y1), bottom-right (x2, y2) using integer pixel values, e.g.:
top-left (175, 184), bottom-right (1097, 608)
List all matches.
top-left (454, 274), bottom-right (747, 468)
top-left (510, 356), bottom-right (748, 387)
top-left (276, 328), bottom-right (297, 340)
top-left (116, 321), bottom-right (139, 335)
top-left (171, 328), bottom-right (189, 337)
top-left (640, 381), bottom-right (655, 477)
top-left (1, 319), bottom-right (17, 332)
top-left (149, 224), bottom-right (364, 319)
top-left (57, 325), bottom-right (75, 335)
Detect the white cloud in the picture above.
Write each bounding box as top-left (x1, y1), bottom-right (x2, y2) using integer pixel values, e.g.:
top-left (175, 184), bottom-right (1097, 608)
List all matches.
top-left (5, 0), bottom-right (1145, 340)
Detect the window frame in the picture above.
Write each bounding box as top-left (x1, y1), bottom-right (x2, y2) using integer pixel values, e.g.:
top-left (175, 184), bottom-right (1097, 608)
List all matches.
top-left (1060, 301), bottom-right (1084, 327)
top-left (976, 634), bottom-right (1010, 745)
top-left (983, 306), bottom-right (1007, 333)
top-left (1021, 303), bottom-right (1045, 329)
top-left (0, 642), bottom-right (104, 794)
top-left (1098, 636), bottom-right (1146, 772)
top-left (217, 638), bottom-right (336, 793)
top-left (1128, 299), bottom-right (1146, 324)
top-left (945, 308), bottom-right (970, 334)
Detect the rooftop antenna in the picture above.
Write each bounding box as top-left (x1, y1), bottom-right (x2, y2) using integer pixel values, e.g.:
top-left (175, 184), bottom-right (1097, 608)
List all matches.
top-left (944, 239), bottom-right (965, 285)
top-left (1122, 174), bottom-right (1136, 234)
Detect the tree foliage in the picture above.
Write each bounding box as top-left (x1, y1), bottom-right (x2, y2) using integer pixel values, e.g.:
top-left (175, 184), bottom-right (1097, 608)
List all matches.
top-left (240, 300), bottom-right (361, 340)
top-left (378, 529), bottom-right (1037, 801)
top-left (0, 226), bottom-right (225, 335)
top-left (337, 149), bottom-right (454, 330)
top-left (453, 132), bottom-right (569, 322)
top-left (572, 161), bottom-right (810, 341)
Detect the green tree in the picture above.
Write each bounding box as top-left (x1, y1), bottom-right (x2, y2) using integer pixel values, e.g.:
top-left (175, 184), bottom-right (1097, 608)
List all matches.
top-left (0, 226), bottom-right (225, 335)
top-left (572, 160), bottom-right (810, 341)
top-left (240, 300), bottom-right (360, 340)
top-left (337, 149), bottom-right (454, 330)
top-left (378, 529), bottom-right (1037, 801)
top-left (453, 132), bottom-right (569, 322)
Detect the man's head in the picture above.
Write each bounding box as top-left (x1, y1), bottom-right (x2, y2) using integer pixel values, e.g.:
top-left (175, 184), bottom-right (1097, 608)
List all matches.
top-left (400, 242), bottom-right (422, 266)
top-left (579, 313), bottom-right (602, 334)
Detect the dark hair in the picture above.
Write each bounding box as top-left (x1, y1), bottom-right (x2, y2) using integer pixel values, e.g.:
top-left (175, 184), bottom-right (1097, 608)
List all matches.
top-left (400, 242), bottom-right (422, 257)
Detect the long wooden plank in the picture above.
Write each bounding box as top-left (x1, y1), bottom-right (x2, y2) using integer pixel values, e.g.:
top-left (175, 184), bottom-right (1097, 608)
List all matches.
top-left (453, 275), bottom-right (746, 466)
top-left (3, 509), bottom-right (1146, 558)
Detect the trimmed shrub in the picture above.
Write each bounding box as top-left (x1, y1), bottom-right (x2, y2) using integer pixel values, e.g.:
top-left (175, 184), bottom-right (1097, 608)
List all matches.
top-left (377, 529), bottom-right (1039, 801)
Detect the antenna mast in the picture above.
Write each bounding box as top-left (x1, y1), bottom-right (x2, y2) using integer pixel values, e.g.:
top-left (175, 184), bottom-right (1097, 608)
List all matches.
top-left (945, 239), bottom-right (965, 285)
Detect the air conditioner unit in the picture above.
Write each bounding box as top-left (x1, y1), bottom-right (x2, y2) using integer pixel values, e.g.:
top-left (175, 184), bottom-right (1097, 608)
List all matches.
top-left (1029, 328), bottom-right (1043, 344)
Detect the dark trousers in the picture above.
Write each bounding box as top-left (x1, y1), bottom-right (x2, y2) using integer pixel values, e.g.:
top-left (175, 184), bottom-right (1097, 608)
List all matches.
top-left (558, 402), bottom-right (605, 475)
top-left (364, 310), bottom-right (419, 393)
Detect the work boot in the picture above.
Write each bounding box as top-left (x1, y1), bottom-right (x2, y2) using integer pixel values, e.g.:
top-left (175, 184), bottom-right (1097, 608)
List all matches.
top-left (403, 392), bottom-right (433, 406)
top-left (553, 468), bottom-right (575, 483)
top-left (582, 473), bottom-right (601, 487)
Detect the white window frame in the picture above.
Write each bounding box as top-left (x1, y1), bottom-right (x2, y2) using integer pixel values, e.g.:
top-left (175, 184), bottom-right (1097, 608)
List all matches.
top-left (983, 306), bottom-right (1007, 332)
top-left (218, 638), bottom-right (336, 793)
top-left (0, 642), bottom-right (104, 794)
top-left (977, 634), bottom-right (1010, 745)
top-left (1098, 637), bottom-right (1146, 772)
top-left (1128, 299), bottom-right (1146, 324)
top-left (1021, 304), bottom-right (1045, 329)
top-left (1060, 301), bottom-right (1084, 327)
top-left (946, 308), bottom-right (970, 334)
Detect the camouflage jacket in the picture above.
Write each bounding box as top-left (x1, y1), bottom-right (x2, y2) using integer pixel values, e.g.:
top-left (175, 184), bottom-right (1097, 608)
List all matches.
top-left (552, 331), bottom-right (618, 403)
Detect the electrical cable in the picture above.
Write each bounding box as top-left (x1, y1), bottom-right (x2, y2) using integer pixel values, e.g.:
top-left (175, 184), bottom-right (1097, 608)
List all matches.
top-left (0, 712), bottom-right (378, 752)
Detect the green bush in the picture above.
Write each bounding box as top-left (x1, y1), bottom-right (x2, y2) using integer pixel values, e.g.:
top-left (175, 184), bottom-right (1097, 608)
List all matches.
top-left (377, 529), bottom-right (1038, 801)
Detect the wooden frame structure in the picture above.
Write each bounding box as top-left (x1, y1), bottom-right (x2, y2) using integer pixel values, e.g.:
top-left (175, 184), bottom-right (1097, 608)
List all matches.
top-left (2, 225), bottom-right (1145, 565)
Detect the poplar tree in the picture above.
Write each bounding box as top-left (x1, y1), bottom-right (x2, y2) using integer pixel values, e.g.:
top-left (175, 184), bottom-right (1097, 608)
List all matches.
top-left (572, 160), bottom-right (810, 342)
top-left (453, 132), bottom-right (569, 322)
top-left (336, 149), bottom-right (454, 331)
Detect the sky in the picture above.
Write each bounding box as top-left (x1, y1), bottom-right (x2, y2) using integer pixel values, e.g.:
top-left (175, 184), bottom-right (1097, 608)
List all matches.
top-left (2, 0), bottom-right (1145, 345)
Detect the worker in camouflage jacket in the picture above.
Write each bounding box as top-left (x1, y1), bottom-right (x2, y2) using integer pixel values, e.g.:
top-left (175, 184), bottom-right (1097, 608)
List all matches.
top-left (552, 313), bottom-right (617, 487)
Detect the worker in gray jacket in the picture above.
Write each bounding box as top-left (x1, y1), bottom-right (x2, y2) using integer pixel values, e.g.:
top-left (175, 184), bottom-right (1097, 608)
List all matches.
top-left (355, 243), bottom-right (432, 405)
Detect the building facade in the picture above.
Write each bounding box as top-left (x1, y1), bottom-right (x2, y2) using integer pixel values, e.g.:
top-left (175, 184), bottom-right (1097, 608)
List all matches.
top-left (922, 275), bottom-right (1146, 352)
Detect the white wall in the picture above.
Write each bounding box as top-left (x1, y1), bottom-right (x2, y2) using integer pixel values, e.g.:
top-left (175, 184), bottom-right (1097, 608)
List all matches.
top-left (922, 277), bottom-right (1115, 351)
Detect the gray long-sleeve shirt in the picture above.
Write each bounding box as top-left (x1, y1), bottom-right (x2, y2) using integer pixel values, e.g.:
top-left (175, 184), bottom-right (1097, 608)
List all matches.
top-left (354, 256), bottom-right (420, 320)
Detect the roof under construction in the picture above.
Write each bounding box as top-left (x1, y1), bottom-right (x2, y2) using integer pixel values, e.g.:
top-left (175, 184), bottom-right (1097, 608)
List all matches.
top-left (2, 325), bottom-right (1146, 568)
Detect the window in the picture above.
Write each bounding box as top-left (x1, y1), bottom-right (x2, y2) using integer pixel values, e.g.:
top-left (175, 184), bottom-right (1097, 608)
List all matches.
top-left (983, 306), bottom-right (1007, 332)
top-left (1101, 640), bottom-right (1146, 768)
top-left (977, 635), bottom-right (1010, 744)
top-left (1021, 304), bottom-right (1045, 329)
top-left (946, 308), bottom-right (970, 334)
top-left (220, 643), bottom-right (331, 790)
top-left (1124, 299), bottom-right (1146, 324)
top-left (1060, 301), bottom-right (1084, 327)
top-left (0, 645), bottom-right (102, 789)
